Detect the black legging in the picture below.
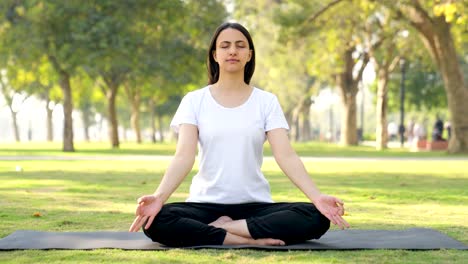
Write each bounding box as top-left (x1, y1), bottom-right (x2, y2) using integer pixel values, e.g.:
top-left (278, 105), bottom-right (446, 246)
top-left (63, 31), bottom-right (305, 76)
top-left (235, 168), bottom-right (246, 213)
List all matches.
top-left (143, 202), bottom-right (330, 247)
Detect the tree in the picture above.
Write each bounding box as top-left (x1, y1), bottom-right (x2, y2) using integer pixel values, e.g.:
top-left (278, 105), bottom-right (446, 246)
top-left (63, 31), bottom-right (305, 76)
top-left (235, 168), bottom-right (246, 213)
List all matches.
top-left (0, 69), bottom-right (29, 142)
top-left (233, 0), bottom-right (318, 141)
top-left (275, 0), bottom-right (375, 145)
top-left (382, 0), bottom-right (467, 153)
top-left (34, 58), bottom-right (61, 142)
top-left (0, 1), bottom-right (34, 142)
top-left (3, 1), bottom-right (95, 151)
top-left (72, 70), bottom-right (103, 142)
top-left (385, 59), bottom-right (447, 112)
top-left (364, 5), bottom-right (408, 149)
top-left (82, 0), bottom-right (226, 147)
top-left (122, 0), bottom-right (225, 144)
top-left (79, 1), bottom-right (155, 148)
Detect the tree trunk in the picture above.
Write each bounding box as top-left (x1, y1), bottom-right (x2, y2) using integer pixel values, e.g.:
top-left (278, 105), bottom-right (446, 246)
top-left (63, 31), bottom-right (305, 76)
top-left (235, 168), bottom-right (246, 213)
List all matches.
top-left (432, 19), bottom-right (468, 153)
top-left (46, 99), bottom-right (54, 142)
top-left (290, 105), bottom-right (301, 142)
top-left (300, 98), bottom-right (312, 141)
top-left (82, 107), bottom-right (91, 142)
top-left (130, 90), bottom-right (142, 144)
top-left (340, 93), bottom-right (358, 145)
top-left (1, 91), bottom-right (20, 142)
top-left (157, 111), bottom-right (164, 142)
top-left (106, 82), bottom-right (120, 148)
top-left (336, 47), bottom-right (367, 146)
top-left (375, 68), bottom-right (389, 150)
top-left (402, 4), bottom-right (468, 153)
top-left (60, 72), bottom-right (74, 152)
top-left (149, 98), bottom-right (157, 143)
top-left (9, 107), bottom-right (20, 142)
top-left (284, 110), bottom-right (293, 135)
top-left (48, 54), bottom-right (74, 151)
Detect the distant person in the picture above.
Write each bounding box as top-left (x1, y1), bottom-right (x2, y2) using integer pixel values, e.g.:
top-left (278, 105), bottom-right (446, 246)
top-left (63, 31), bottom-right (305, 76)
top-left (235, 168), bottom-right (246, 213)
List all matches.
top-left (432, 117), bottom-right (444, 141)
top-left (129, 22), bottom-right (348, 247)
top-left (412, 122), bottom-right (423, 142)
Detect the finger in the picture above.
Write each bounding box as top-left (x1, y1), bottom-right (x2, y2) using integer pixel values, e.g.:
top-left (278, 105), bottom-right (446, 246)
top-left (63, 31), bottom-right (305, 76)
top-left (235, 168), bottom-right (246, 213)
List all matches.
top-left (339, 216), bottom-right (350, 228)
top-left (329, 206), bottom-right (342, 217)
top-left (129, 215), bottom-right (142, 232)
top-left (145, 215), bottom-right (156, 230)
top-left (326, 213), bottom-right (338, 226)
top-left (130, 215), bottom-right (148, 232)
top-left (132, 215), bottom-right (149, 232)
top-left (331, 214), bottom-right (342, 229)
top-left (335, 198), bottom-right (344, 206)
top-left (335, 215), bottom-right (350, 229)
top-left (332, 214), bottom-right (348, 229)
top-left (137, 196), bottom-right (147, 204)
top-left (135, 205), bottom-right (142, 216)
top-left (338, 205), bottom-right (345, 216)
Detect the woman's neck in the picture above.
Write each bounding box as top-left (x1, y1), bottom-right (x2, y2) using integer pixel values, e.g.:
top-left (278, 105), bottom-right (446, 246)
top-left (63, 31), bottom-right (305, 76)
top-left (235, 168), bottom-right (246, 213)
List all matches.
top-left (215, 74), bottom-right (249, 92)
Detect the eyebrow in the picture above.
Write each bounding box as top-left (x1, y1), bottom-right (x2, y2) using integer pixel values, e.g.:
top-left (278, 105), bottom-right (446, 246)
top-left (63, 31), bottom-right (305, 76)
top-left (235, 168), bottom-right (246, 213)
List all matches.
top-left (219, 40), bottom-right (247, 45)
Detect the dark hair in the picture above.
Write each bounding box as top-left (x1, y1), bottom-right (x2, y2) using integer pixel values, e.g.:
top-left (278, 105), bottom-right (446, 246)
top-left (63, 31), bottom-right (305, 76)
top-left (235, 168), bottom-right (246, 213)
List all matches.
top-left (207, 22), bottom-right (256, 84)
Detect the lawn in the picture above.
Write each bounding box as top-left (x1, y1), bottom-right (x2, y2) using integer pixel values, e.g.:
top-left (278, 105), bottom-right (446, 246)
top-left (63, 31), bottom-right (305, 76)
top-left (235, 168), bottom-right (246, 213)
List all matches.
top-left (0, 142), bottom-right (467, 263)
top-left (1, 141), bottom-right (467, 158)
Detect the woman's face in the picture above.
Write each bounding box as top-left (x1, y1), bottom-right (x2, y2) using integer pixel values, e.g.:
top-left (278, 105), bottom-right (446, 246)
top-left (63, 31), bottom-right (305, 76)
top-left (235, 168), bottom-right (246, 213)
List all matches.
top-left (213, 28), bottom-right (252, 74)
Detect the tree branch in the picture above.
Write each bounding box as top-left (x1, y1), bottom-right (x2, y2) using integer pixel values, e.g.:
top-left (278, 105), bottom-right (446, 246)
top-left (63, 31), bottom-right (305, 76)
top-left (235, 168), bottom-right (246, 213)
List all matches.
top-left (355, 52), bottom-right (370, 83)
top-left (388, 54), bottom-right (401, 73)
top-left (411, 0), bottom-right (433, 24)
top-left (400, 4), bottom-right (440, 66)
top-left (301, 0), bottom-right (345, 27)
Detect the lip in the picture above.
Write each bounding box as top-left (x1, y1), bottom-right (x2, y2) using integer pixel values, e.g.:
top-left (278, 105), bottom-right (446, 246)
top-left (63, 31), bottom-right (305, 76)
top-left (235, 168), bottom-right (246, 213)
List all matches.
top-left (226, 59), bottom-right (239, 62)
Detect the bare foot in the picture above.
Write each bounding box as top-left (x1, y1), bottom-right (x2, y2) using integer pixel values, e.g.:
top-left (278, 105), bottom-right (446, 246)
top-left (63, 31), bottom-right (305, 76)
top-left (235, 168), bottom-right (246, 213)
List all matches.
top-left (254, 238), bottom-right (285, 246)
top-left (209, 216), bottom-right (233, 228)
top-left (222, 232), bottom-right (286, 246)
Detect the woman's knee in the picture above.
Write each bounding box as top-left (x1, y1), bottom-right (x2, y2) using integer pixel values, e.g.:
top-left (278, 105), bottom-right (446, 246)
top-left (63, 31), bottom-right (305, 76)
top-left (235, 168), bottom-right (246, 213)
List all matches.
top-left (309, 212), bottom-right (330, 239)
top-left (142, 205), bottom-right (180, 244)
top-left (292, 203), bottom-right (330, 239)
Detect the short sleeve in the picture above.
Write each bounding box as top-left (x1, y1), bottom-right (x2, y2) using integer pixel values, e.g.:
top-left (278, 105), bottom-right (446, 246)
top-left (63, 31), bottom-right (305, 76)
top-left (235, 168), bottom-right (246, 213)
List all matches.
top-left (265, 95), bottom-right (289, 131)
top-left (170, 93), bottom-right (198, 133)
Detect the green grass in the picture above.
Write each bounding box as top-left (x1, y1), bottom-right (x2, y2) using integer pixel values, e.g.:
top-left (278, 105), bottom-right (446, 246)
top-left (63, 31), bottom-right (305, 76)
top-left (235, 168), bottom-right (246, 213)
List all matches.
top-left (1, 141), bottom-right (466, 157)
top-left (0, 143), bottom-right (467, 263)
top-left (0, 142), bottom-right (178, 156)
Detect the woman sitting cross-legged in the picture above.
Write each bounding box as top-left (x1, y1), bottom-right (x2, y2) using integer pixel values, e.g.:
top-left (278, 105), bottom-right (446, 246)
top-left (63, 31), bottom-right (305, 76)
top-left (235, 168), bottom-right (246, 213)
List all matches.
top-left (129, 22), bottom-right (349, 247)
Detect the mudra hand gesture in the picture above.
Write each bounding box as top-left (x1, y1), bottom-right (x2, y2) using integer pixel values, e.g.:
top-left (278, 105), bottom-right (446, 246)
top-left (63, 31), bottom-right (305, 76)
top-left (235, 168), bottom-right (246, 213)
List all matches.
top-left (129, 195), bottom-right (163, 232)
top-left (314, 194), bottom-right (349, 229)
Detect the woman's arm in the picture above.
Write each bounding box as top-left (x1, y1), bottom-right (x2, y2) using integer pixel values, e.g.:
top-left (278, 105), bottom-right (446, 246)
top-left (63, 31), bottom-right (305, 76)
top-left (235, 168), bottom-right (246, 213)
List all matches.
top-left (267, 128), bottom-right (349, 229)
top-left (153, 124), bottom-right (199, 203)
top-left (266, 128), bottom-right (321, 202)
top-left (129, 124), bottom-right (198, 232)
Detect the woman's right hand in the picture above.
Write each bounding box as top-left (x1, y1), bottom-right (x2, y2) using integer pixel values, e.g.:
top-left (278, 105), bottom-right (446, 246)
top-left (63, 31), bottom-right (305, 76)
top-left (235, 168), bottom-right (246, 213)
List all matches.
top-left (129, 195), bottom-right (164, 232)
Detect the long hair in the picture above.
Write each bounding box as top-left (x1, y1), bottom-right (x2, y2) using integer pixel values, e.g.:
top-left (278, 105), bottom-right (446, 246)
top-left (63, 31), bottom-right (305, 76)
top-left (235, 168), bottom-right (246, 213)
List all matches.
top-left (206, 22), bottom-right (256, 84)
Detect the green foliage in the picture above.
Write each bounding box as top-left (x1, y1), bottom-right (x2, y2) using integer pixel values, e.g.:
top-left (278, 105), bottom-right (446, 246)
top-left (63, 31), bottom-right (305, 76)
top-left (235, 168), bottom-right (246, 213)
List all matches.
top-left (71, 69), bottom-right (104, 122)
top-left (232, 0), bottom-right (317, 114)
top-left (382, 59), bottom-right (447, 112)
top-left (1, 0), bottom-right (228, 145)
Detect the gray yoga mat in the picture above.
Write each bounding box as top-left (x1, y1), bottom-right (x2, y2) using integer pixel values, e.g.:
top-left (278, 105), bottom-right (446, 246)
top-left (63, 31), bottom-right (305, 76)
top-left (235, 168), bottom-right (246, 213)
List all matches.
top-left (0, 228), bottom-right (466, 250)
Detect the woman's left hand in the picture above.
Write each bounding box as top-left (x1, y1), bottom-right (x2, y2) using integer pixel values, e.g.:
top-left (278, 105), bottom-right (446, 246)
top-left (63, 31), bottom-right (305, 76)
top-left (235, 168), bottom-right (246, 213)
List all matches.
top-left (314, 194), bottom-right (350, 229)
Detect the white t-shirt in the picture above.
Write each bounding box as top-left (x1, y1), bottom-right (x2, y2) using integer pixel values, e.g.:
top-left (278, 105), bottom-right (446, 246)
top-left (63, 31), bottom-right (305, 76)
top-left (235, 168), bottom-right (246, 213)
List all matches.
top-left (170, 86), bottom-right (289, 204)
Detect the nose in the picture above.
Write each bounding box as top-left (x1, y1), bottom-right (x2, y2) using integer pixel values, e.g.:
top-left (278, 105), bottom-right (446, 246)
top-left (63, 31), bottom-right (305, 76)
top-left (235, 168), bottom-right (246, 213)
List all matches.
top-left (228, 46), bottom-right (237, 55)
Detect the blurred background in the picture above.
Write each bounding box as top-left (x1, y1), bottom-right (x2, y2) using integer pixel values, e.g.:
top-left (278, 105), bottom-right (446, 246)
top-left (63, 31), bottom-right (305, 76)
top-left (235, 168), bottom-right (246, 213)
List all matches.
top-left (0, 0), bottom-right (466, 153)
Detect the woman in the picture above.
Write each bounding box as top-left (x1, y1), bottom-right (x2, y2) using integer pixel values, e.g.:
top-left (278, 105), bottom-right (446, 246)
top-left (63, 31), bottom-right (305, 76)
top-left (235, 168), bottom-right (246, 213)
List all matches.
top-left (129, 22), bottom-right (349, 247)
